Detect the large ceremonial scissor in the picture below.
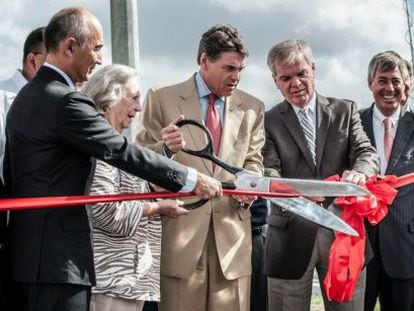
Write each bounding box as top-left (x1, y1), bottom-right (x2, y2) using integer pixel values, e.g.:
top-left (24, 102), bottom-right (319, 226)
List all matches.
top-left (176, 119), bottom-right (369, 236)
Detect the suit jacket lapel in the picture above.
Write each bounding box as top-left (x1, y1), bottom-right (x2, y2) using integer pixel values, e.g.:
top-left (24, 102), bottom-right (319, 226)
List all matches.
top-left (361, 105), bottom-right (376, 148)
top-left (315, 94), bottom-right (331, 171)
top-left (213, 92), bottom-right (244, 177)
top-left (386, 110), bottom-right (414, 174)
top-left (279, 101), bottom-right (315, 172)
top-left (177, 75), bottom-right (212, 174)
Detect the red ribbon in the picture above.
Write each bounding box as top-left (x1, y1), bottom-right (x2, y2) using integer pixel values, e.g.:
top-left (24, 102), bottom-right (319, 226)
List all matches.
top-left (0, 189), bottom-right (301, 212)
top-left (323, 173), bottom-right (413, 302)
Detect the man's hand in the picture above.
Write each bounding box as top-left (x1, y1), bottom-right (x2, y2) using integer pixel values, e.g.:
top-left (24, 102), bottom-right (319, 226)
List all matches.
top-left (232, 195), bottom-right (257, 209)
top-left (194, 172), bottom-right (222, 199)
top-left (161, 115), bottom-right (186, 154)
top-left (341, 170), bottom-right (366, 185)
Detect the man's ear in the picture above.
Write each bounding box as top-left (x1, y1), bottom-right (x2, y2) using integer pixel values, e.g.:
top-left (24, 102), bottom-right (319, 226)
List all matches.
top-left (26, 53), bottom-right (36, 69)
top-left (63, 37), bottom-right (77, 55)
top-left (199, 52), bottom-right (209, 68)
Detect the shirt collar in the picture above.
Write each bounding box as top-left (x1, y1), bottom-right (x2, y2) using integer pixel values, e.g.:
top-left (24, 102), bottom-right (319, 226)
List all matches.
top-left (290, 92), bottom-right (316, 115)
top-left (195, 72), bottom-right (225, 101)
top-left (373, 104), bottom-right (400, 125)
top-left (43, 62), bottom-right (76, 90)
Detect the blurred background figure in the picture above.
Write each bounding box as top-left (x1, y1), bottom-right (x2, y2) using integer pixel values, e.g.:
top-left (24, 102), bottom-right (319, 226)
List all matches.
top-left (83, 64), bottom-right (190, 311)
top-left (0, 26), bottom-right (46, 93)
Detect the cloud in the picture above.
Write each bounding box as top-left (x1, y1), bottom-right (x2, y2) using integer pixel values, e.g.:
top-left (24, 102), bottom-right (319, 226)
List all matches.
top-left (0, 0), bottom-right (412, 110)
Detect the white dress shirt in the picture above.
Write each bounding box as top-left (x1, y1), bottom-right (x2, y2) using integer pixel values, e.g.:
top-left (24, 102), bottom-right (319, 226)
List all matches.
top-left (372, 105), bottom-right (400, 174)
top-left (0, 70), bottom-right (27, 94)
top-left (0, 90), bottom-right (16, 181)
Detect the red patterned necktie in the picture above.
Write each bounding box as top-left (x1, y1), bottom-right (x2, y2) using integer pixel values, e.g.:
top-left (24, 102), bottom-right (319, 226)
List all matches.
top-left (383, 118), bottom-right (394, 163)
top-left (205, 93), bottom-right (222, 155)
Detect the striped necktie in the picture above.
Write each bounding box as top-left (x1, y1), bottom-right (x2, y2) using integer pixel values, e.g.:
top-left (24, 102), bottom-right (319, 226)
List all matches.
top-left (298, 108), bottom-right (316, 164)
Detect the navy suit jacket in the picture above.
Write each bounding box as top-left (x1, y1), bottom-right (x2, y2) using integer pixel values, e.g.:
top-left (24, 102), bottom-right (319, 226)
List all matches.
top-left (4, 66), bottom-right (189, 285)
top-left (361, 105), bottom-right (414, 278)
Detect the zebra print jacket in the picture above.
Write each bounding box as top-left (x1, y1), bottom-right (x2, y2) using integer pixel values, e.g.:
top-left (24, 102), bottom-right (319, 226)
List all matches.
top-left (89, 159), bottom-right (161, 301)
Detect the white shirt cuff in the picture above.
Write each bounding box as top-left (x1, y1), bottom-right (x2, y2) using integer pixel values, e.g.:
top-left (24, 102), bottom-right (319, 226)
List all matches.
top-left (180, 167), bottom-right (197, 192)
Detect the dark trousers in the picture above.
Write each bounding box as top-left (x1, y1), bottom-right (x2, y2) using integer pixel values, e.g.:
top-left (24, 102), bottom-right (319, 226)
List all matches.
top-left (365, 241), bottom-right (414, 311)
top-left (11, 282), bottom-right (91, 311)
top-left (143, 301), bottom-right (158, 311)
top-left (251, 226), bottom-right (267, 311)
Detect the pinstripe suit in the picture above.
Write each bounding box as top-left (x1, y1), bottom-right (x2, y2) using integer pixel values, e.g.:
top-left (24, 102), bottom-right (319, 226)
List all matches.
top-left (361, 105), bottom-right (414, 311)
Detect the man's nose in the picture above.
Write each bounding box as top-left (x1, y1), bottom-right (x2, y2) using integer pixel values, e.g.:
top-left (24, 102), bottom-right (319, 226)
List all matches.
top-left (96, 51), bottom-right (103, 65)
top-left (384, 81), bottom-right (395, 91)
top-left (231, 70), bottom-right (241, 81)
top-left (135, 100), bottom-right (142, 112)
top-left (291, 76), bottom-right (302, 87)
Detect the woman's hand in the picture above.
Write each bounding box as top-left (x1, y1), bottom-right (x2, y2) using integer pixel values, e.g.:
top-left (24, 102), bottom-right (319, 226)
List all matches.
top-left (144, 200), bottom-right (189, 218)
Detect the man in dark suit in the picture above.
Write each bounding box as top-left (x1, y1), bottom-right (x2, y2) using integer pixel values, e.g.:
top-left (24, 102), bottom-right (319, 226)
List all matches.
top-left (361, 51), bottom-right (414, 311)
top-left (262, 39), bottom-right (379, 311)
top-left (4, 7), bottom-right (221, 311)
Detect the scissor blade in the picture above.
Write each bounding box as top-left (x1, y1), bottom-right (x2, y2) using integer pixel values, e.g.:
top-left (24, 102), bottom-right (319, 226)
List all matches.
top-left (235, 174), bottom-right (370, 197)
top-left (267, 197), bottom-right (358, 236)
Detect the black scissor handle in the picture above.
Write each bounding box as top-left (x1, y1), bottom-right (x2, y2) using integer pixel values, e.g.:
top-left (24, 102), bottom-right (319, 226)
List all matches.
top-left (183, 182), bottom-right (236, 210)
top-left (176, 119), bottom-right (243, 175)
top-left (176, 119), bottom-right (241, 210)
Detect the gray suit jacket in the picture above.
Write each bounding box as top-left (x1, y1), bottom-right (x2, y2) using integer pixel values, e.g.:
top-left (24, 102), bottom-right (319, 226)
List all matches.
top-left (361, 105), bottom-right (414, 279)
top-left (262, 93), bottom-right (379, 279)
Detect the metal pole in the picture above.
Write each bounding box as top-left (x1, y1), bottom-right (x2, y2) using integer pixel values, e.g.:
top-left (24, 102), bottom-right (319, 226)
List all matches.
top-left (110, 0), bottom-right (140, 140)
top-left (404, 0), bottom-right (414, 69)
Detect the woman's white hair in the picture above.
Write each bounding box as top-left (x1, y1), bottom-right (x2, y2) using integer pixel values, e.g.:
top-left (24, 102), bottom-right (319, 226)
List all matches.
top-left (82, 64), bottom-right (138, 113)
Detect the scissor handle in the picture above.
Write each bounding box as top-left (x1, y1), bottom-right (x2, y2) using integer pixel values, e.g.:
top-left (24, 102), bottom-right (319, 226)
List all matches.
top-left (176, 119), bottom-right (243, 175)
top-left (183, 182), bottom-right (236, 210)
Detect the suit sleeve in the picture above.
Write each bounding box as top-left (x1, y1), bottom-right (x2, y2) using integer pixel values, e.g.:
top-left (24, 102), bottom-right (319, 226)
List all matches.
top-left (348, 102), bottom-right (379, 176)
top-left (136, 88), bottom-right (166, 154)
top-left (242, 101), bottom-right (265, 175)
top-left (261, 111), bottom-right (282, 178)
top-left (57, 92), bottom-right (189, 192)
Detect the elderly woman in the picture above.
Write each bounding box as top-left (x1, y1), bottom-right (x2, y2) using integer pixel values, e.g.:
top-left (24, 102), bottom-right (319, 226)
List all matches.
top-left (83, 64), bottom-right (189, 311)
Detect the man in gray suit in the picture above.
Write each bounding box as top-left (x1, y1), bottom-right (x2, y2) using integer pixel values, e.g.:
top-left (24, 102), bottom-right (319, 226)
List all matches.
top-left (262, 39), bottom-right (379, 311)
top-left (361, 51), bottom-right (414, 311)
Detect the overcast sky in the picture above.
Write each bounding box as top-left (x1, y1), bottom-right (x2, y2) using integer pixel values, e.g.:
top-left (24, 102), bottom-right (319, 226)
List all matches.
top-left (0, 0), bottom-right (413, 109)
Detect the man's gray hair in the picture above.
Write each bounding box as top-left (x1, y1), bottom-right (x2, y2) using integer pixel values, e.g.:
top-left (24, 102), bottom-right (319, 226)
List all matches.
top-left (367, 50), bottom-right (410, 84)
top-left (82, 64), bottom-right (138, 114)
top-left (267, 39), bottom-right (315, 75)
top-left (45, 7), bottom-right (96, 52)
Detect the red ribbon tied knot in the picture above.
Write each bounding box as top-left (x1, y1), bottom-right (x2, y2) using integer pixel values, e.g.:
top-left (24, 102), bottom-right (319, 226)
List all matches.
top-left (323, 174), bottom-right (399, 302)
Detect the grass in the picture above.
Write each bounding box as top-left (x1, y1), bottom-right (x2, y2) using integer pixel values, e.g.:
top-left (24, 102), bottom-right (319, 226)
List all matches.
top-left (310, 293), bottom-right (380, 310)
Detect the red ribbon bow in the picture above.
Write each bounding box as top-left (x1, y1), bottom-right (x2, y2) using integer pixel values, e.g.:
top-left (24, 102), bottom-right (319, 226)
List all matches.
top-left (323, 174), bottom-right (402, 302)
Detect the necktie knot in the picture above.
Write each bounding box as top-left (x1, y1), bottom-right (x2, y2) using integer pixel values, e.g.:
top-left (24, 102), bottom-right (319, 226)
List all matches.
top-left (208, 93), bottom-right (217, 106)
top-left (384, 118), bottom-right (392, 131)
